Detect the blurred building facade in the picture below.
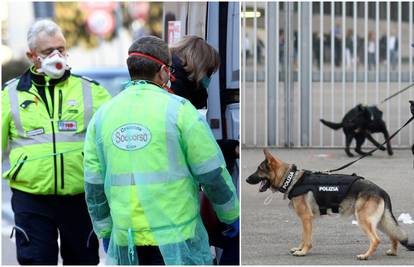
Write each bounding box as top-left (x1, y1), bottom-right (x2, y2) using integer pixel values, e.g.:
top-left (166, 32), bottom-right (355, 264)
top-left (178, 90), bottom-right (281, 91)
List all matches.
top-left (1, 1), bottom-right (163, 81)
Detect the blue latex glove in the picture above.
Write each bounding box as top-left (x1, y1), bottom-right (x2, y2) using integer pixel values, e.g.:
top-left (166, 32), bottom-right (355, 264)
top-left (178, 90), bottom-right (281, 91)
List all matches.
top-left (102, 238), bottom-right (110, 253)
top-left (223, 218), bottom-right (239, 238)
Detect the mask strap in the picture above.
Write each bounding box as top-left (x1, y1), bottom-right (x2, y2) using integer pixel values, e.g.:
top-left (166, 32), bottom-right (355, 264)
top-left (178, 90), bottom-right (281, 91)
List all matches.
top-left (128, 52), bottom-right (176, 82)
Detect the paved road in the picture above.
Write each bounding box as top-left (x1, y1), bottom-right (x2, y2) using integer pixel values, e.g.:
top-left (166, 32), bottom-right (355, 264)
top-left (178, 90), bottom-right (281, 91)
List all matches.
top-left (241, 148), bottom-right (414, 265)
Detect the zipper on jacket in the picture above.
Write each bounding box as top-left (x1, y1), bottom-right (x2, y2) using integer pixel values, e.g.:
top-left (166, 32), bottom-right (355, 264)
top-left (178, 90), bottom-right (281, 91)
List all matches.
top-left (47, 84), bottom-right (58, 195)
top-left (58, 89), bottom-right (63, 120)
top-left (28, 86), bottom-right (58, 194)
top-left (51, 122), bottom-right (58, 194)
top-left (60, 154), bottom-right (64, 189)
top-left (58, 89), bottom-right (65, 190)
top-left (11, 156), bottom-right (28, 181)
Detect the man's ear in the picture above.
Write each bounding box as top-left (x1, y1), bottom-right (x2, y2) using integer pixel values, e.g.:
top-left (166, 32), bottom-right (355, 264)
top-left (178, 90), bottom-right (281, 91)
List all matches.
top-left (26, 50), bottom-right (35, 62)
top-left (26, 50), bottom-right (40, 68)
top-left (159, 65), bottom-right (169, 83)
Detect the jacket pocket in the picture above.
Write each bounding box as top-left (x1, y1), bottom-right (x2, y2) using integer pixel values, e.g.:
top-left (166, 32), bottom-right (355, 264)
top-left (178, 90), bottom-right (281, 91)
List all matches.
top-left (11, 156), bottom-right (28, 181)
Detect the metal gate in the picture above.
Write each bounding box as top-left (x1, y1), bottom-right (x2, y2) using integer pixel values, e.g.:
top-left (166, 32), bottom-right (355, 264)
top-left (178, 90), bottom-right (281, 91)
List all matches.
top-left (241, 2), bottom-right (414, 148)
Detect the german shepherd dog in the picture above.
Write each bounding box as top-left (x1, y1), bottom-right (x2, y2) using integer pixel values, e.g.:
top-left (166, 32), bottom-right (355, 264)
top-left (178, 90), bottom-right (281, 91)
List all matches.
top-left (246, 149), bottom-right (414, 260)
top-left (320, 104), bottom-right (393, 157)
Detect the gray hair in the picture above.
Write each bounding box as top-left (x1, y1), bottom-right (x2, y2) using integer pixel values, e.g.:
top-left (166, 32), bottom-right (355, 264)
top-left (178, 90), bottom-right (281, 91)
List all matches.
top-left (27, 19), bottom-right (63, 50)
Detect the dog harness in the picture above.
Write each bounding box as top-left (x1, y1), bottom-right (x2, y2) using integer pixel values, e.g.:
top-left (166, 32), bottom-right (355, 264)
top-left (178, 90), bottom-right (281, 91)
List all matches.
top-left (286, 171), bottom-right (363, 215)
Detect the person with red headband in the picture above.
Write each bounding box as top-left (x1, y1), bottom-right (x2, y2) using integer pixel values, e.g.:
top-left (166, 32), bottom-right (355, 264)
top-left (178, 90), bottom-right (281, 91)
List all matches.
top-left (83, 36), bottom-right (240, 265)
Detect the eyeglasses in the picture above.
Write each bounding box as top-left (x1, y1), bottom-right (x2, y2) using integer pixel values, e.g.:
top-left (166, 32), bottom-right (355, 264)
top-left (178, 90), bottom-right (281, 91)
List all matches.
top-left (166, 65), bottom-right (176, 74)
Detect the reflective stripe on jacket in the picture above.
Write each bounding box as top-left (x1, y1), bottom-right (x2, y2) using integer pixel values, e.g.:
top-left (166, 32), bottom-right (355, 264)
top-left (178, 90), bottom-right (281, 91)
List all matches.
top-left (84, 81), bottom-right (239, 246)
top-left (2, 69), bottom-right (111, 195)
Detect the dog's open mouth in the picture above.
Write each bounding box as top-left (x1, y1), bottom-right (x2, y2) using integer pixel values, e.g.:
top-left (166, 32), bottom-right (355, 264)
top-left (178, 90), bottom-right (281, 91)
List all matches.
top-left (259, 179), bottom-right (271, 192)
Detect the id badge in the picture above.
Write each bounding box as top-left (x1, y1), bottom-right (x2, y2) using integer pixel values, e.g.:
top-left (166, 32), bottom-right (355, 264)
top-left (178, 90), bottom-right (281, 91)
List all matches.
top-left (58, 121), bottom-right (77, 131)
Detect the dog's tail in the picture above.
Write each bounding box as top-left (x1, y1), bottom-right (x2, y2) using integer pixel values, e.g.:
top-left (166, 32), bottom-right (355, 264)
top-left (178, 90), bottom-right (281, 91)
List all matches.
top-left (320, 119), bottom-right (342, 130)
top-left (380, 192), bottom-right (414, 251)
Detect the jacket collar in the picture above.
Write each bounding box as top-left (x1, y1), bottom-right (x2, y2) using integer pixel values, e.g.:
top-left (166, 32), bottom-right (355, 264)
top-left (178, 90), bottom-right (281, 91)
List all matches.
top-left (16, 66), bottom-right (71, 92)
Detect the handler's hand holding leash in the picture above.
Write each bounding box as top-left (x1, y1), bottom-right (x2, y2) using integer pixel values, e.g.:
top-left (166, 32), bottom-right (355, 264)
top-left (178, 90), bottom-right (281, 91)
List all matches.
top-left (327, 101), bottom-right (414, 173)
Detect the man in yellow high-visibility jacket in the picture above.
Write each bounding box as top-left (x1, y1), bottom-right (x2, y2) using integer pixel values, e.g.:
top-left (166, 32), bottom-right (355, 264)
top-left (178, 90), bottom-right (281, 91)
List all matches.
top-left (83, 36), bottom-right (240, 265)
top-left (2, 19), bottom-right (111, 264)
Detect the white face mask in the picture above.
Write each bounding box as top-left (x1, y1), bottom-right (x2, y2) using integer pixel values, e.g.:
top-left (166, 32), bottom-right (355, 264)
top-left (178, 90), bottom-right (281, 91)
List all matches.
top-left (37, 50), bottom-right (68, 79)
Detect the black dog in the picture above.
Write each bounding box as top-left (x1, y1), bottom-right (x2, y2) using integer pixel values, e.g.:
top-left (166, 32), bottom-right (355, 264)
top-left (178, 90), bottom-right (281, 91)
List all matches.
top-left (320, 104), bottom-right (393, 157)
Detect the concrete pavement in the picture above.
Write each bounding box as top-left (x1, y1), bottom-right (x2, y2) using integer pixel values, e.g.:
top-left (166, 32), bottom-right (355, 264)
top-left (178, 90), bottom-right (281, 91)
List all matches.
top-left (241, 148), bottom-right (414, 265)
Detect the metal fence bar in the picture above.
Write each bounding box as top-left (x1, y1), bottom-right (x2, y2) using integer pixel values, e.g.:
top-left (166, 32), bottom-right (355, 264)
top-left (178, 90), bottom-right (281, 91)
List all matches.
top-left (276, 2), bottom-right (280, 146)
top-left (397, 2), bottom-right (402, 145)
top-left (364, 2), bottom-right (368, 104)
top-left (319, 1), bottom-right (324, 147)
top-left (299, 2), bottom-right (312, 147)
top-left (241, 1), bottom-right (246, 145)
top-left (264, 2), bottom-right (268, 146)
top-left (309, 3), bottom-right (313, 146)
top-left (285, 2), bottom-right (294, 147)
top-left (298, 2), bottom-right (302, 146)
top-left (331, 3), bottom-right (335, 147)
top-left (387, 2), bottom-right (391, 132)
top-left (410, 1), bottom-right (413, 144)
top-left (253, 1), bottom-right (257, 146)
top-left (342, 2), bottom-right (346, 146)
top-left (353, 2), bottom-right (357, 107)
top-left (376, 2), bottom-right (379, 104)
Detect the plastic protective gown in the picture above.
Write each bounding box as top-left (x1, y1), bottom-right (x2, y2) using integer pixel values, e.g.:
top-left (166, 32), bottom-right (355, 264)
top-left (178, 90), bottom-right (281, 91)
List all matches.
top-left (83, 81), bottom-right (239, 265)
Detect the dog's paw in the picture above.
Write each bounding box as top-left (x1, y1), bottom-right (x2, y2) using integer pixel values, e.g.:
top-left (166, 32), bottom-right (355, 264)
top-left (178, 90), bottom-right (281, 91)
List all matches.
top-left (379, 146), bottom-right (386, 151)
top-left (356, 254), bottom-right (369, 260)
top-left (289, 247), bottom-right (302, 253)
top-left (292, 250), bottom-right (307, 257)
top-left (387, 150), bottom-right (394, 156)
top-left (386, 249), bottom-right (397, 256)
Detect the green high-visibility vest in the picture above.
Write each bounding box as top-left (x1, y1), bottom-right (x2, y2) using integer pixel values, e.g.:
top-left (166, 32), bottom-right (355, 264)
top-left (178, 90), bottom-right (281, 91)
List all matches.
top-left (2, 70), bottom-right (111, 195)
top-left (84, 81), bottom-right (239, 249)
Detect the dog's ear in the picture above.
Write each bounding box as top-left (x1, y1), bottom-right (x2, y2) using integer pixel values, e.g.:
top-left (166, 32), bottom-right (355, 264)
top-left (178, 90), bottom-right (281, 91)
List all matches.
top-left (263, 149), bottom-right (283, 166)
top-left (357, 104), bottom-right (365, 111)
top-left (263, 149), bottom-right (274, 161)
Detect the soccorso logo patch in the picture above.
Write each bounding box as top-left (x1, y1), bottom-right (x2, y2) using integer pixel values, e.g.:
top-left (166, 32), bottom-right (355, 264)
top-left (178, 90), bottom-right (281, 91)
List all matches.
top-left (112, 124), bottom-right (152, 151)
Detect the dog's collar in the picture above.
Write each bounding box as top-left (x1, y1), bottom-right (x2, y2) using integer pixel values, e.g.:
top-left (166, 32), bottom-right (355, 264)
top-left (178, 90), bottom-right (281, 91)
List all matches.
top-left (274, 164), bottom-right (297, 193)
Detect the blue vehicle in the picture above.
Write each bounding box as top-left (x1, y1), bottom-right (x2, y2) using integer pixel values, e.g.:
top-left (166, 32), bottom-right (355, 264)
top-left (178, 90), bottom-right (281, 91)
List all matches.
top-left (71, 67), bottom-right (130, 96)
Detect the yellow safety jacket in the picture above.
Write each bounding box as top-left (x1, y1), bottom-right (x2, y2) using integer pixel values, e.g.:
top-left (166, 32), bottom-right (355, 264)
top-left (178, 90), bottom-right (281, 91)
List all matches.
top-left (2, 68), bottom-right (111, 195)
top-left (83, 81), bottom-right (239, 265)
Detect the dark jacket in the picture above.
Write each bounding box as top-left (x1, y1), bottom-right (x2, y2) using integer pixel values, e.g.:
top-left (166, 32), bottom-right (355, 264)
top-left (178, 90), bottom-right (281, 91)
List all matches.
top-left (170, 54), bottom-right (208, 109)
